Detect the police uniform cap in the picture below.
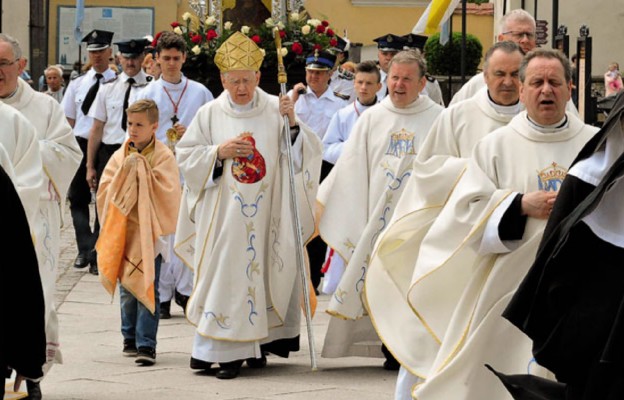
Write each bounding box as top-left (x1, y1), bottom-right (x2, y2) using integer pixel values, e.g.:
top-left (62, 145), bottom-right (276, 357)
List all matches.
top-left (402, 33), bottom-right (428, 51)
top-left (115, 39), bottom-right (150, 58)
top-left (331, 36), bottom-right (351, 53)
top-left (305, 50), bottom-right (336, 71)
top-left (81, 29), bottom-right (114, 52)
top-left (373, 34), bottom-right (405, 52)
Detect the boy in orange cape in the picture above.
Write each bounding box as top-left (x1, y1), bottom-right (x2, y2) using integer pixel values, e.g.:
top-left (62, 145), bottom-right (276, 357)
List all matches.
top-left (96, 99), bottom-right (181, 366)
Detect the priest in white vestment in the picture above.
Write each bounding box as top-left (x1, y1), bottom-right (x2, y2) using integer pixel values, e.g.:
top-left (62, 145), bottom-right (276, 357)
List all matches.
top-left (317, 50), bottom-right (443, 367)
top-left (406, 50), bottom-right (597, 400)
top-left (175, 32), bottom-right (322, 380)
top-left (364, 41), bottom-right (525, 398)
top-left (0, 34), bottom-right (82, 395)
top-left (320, 60), bottom-right (382, 295)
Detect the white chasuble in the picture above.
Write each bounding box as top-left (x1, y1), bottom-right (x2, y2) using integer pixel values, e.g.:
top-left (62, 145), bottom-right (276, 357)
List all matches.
top-left (317, 96), bottom-right (442, 357)
top-left (408, 113), bottom-right (596, 399)
top-left (365, 87), bottom-right (521, 375)
top-left (0, 101), bottom-right (43, 229)
top-left (175, 88), bottom-right (322, 343)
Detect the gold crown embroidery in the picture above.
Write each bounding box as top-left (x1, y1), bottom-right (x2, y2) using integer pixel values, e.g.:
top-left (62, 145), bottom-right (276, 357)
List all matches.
top-left (537, 162), bottom-right (567, 191)
top-left (385, 128), bottom-right (416, 158)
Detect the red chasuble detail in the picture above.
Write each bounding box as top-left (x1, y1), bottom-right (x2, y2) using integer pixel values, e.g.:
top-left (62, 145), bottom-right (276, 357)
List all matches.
top-left (231, 132), bottom-right (266, 184)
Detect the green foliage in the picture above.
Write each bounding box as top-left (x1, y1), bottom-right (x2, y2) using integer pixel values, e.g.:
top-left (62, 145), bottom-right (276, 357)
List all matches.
top-left (470, 0), bottom-right (489, 4)
top-left (424, 32), bottom-right (483, 76)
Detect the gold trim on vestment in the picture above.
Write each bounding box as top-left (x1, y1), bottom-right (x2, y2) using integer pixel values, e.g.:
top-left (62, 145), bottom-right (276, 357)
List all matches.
top-left (405, 191), bottom-right (512, 374)
top-left (435, 256), bottom-right (496, 373)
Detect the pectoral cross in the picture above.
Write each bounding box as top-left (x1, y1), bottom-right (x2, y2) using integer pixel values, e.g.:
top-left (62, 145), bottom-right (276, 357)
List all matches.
top-left (171, 115), bottom-right (179, 124)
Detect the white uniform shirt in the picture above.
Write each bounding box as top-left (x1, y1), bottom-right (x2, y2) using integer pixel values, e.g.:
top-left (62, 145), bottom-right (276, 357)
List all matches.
top-left (62, 68), bottom-right (117, 138)
top-left (322, 97), bottom-right (378, 164)
top-left (89, 70), bottom-right (152, 145)
top-left (290, 86), bottom-right (348, 140)
top-left (330, 67), bottom-right (355, 101)
top-left (376, 69), bottom-right (388, 100)
top-left (139, 75), bottom-right (214, 143)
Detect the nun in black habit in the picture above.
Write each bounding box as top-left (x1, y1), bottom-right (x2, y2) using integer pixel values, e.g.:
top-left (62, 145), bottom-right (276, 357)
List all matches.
top-left (0, 165), bottom-right (46, 397)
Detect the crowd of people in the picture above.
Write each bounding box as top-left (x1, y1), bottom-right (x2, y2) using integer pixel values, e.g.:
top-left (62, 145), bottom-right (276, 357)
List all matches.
top-left (1, 7), bottom-right (623, 400)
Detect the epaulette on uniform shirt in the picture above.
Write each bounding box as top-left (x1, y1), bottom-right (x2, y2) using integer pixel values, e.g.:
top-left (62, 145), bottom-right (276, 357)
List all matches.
top-left (426, 74), bottom-right (436, 82)
top-left (102, 75), bottom-right (119, 84)
top-left (334, 92), bottom-right (350, 101)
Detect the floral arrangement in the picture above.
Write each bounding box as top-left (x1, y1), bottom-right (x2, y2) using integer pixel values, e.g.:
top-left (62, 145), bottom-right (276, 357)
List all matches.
top-left (156, 10), bottom-right (339, 88)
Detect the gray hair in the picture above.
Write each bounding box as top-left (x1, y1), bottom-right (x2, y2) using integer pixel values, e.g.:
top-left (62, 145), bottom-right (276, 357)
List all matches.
top-left (519, 48), bottom-right (573, 83)
top-left (0, 33), bottom-right (22, 60)
top-left (483, 41), bottom-right (522, 72)
top-left (500, 9), bottom-right (536, 33)
top-left (44, 64), bottom-right (64, 77)
top-left (388, 49), bottom-right (427, 78)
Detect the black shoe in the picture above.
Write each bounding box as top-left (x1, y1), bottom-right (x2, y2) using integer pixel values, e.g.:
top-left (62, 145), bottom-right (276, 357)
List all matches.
top-left (160, 301), bottom-right (171, 319)
top-left (135, 347), bottom-right (156, 366)
top-left (216, 361), bottom-right (242, 379)
top-left (383, 358), bottom-right (400, 371)
top-left (123, 339), bottom-right (137, 357)
top-left (73, 252), bottom-right (89, 269)
top-left (88, 250), bottom-right (98, 275)
top-left (246, 354), bottom-right (267, 369)
top-left (190, 357), bottom-right (213, 371)
top-left (26, 380), bottom-right (42, 400)
top-left (174, 289), bottom-right (189, 311)
top-left (88, 262), bottom-right (98, 275)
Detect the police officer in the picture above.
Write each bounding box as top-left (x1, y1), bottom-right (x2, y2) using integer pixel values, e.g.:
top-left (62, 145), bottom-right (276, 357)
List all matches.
top-left (372, 33), bottom-right (405, 99)
top-left (329, 36), bottom-right (355, 102)
top-left (85, 39), bottom-right (153, 267)
top-left (62, 29), bottom-right (116, 274)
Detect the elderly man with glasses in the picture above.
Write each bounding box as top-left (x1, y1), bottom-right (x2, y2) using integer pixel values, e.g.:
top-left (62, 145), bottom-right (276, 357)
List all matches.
top-left (449, 9), bottom-right (536, 105)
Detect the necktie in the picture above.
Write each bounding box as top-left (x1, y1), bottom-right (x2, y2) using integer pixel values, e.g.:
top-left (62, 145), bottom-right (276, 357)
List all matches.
top-left (120, 77), bottom-right (136, 131)
top-left (81, 73), bottom-right (103, 115)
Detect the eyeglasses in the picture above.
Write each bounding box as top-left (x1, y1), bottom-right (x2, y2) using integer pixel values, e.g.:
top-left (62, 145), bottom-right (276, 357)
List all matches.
top-left (0, 59), bottom-right (18, 69)
top-left (502, 31), bottom-right (536, 40)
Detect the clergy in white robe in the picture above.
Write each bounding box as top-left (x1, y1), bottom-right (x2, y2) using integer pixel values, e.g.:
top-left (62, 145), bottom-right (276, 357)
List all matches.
top-left (407, 50), bottom-right (597, 400)
top-left (2, 76), bottom-right (82, 375)
top-left (174, 32), bottom-right (322, 379)
top-left (321, 60), bottom-right (382, 294)
top-left (317, 51), bottom-right (443, 363)
top-left (363, 41), bottom-right (525, 398)
top-left (501, 92), bottom-right (624, 399)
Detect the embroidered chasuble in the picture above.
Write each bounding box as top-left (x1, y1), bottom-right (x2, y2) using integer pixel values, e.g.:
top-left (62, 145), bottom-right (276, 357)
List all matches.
top-left (174, 88), bottom-right (322, 343)
top-left (317, 95), bottom-right (442, 357)
top-left (397, 113), bottom-right (595, 399)
top-left (364, 87), bottom-right (522, 374)
top-left (96, 139), bottom-right (181, 313)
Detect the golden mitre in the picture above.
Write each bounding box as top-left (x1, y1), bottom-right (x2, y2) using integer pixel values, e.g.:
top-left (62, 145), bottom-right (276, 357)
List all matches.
top-left (214, 32), bottom-right (264, 72)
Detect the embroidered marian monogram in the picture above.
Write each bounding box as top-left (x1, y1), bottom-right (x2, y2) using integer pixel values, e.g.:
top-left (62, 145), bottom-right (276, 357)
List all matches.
top-left (385, 128), bottom-right (417, 158)
top-left (537, 162), bottom-right (567, 191)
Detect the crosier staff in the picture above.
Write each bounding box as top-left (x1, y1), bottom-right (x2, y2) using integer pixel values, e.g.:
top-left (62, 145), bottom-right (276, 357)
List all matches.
top-left (274, 27), bottom-right (318, 371)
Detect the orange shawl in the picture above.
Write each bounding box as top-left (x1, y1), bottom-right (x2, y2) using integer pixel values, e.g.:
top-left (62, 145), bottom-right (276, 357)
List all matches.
top-left (96, 139), bottom-right (181, 314)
